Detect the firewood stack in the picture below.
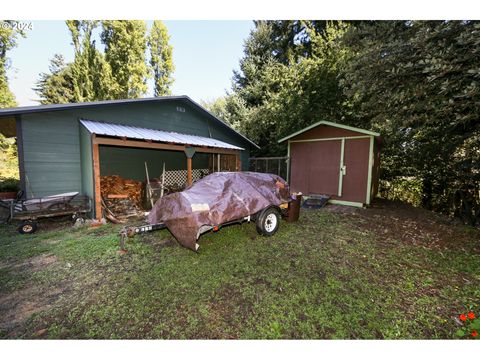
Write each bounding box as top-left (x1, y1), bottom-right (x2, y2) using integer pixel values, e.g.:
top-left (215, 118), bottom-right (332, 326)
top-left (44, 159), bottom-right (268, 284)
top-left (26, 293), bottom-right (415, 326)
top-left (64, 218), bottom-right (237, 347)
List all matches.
top-left (100, 175), bottom-right (143, 217)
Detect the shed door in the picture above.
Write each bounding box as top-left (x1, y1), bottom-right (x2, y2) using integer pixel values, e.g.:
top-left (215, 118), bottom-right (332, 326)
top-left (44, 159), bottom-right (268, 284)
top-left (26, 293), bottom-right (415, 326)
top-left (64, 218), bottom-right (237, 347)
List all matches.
top-left (290, 140), bottom-right (342, 196)
top-left (341, 138), bottom-right (370, 203)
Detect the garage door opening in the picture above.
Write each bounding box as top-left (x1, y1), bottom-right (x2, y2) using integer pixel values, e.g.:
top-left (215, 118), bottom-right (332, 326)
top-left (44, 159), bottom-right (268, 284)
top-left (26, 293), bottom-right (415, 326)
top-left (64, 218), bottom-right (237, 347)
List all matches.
top-left (98, 145), bottom-right (213, 218)
top-left (80, 119), bottom-right (243, 219)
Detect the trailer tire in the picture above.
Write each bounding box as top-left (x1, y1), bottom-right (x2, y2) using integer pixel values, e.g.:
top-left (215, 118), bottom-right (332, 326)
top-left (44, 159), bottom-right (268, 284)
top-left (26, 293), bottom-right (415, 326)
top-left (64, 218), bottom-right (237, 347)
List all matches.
top-left (18, 220), bottom-right (37, 235)
top-left (256, 207), bottom-right (280, 236)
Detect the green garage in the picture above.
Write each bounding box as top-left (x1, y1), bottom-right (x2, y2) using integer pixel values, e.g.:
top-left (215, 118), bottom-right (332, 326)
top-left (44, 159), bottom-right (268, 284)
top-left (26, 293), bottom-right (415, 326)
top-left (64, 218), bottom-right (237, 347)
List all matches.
top-left (0, 96), bottom-right (258, 218)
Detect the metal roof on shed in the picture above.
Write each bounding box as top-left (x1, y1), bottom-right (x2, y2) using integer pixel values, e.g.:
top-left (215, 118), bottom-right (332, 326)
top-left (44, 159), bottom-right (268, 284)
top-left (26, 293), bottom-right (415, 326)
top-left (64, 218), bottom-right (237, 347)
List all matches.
top-left (79, 119), bottom-right (244, 151)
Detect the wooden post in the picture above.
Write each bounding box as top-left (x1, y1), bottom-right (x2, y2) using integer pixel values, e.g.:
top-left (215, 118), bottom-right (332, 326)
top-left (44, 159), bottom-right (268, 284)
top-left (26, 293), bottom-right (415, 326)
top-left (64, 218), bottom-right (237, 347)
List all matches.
top-left (187, 157), bottom-right (192, 186)
top-left (184, 147), bottom-right (196, 186)
top-left (236, 154), bottom-right (242, 171)
top-left (92, 135), bottom-right (102, 220)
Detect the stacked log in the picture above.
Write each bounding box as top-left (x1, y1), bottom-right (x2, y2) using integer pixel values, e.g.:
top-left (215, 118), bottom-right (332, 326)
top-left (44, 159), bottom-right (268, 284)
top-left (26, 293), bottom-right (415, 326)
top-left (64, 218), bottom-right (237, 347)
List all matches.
top-left (100, 175), bottom-right (143, 217)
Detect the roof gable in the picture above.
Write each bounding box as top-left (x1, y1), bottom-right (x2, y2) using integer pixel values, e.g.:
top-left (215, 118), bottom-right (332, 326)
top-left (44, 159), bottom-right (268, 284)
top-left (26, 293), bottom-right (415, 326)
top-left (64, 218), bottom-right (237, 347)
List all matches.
top-left (278, 120), bottom-right (380, 143)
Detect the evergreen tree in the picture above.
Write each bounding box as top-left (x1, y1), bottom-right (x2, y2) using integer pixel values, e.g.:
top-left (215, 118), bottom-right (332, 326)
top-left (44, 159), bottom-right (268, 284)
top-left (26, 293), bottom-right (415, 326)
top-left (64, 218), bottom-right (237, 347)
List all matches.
top-left (148, 20), bottom-right (174, 96)
top-left (341, 20), bottom-right (480, 224)
top-left (228, 22), bottom-right (351, 156)
top-left (34, 54), bottom-right (75, 104)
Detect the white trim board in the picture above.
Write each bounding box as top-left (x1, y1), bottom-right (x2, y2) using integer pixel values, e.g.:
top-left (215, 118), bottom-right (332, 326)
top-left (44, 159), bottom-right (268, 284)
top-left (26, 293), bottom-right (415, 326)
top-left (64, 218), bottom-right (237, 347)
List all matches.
top-left (328, 199), bottom-right (365, 208)
top-left (365, 135), bottom-right (375, 205)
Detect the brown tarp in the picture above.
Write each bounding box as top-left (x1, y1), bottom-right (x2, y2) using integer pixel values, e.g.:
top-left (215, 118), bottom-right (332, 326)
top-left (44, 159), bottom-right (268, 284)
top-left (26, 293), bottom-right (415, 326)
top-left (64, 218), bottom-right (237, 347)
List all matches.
top-left (148, 172), bottom-right (290, 250)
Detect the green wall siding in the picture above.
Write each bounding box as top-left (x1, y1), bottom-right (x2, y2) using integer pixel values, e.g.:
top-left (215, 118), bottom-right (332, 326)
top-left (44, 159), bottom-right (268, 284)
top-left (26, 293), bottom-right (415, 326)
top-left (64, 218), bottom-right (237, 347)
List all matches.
top-left (99, 146), bottom-right (209, 181)
top-left (21, 112), bottom-right (82, 197)
top-left (19, 99), bottom-right (251, 200)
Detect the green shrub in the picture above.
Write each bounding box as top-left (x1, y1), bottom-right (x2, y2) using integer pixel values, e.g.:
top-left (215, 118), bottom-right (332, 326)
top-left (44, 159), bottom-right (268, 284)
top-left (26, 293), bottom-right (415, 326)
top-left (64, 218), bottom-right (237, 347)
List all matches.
top-left (0, 178), bottom-right (20, 193)
top-left (379, 177), bottom-right (423, 207)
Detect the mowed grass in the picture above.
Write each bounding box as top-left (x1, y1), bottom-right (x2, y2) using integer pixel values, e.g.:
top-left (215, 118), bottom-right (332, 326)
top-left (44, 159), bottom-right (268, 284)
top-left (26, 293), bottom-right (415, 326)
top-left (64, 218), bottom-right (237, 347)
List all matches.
top-left (0, 206), bottom-right (479, 339)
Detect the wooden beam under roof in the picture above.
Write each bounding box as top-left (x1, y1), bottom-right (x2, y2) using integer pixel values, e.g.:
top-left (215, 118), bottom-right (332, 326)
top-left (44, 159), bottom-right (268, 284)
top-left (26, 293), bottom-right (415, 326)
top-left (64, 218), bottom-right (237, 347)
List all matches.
top-left (92, 136), bottom-right (240, 155)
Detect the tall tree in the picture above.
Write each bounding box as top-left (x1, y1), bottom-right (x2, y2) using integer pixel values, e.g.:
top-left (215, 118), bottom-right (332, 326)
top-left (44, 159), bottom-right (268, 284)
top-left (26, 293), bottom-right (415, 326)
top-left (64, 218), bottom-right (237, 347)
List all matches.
top-left (227, 22), bottom-right (351, 156)
top-left (101, 20), bottom-right (149, 99)
top-left (0, 20), bottom-right (25, 108)
top-left (34, 54), bottom-right (75, 104)
top-left (341, 20), bottom-right (480, 224)
top-left (66, 20), bottom-right (116, 102)
top-left (148, 20), bottom-right (174, 96)
top-left (201, 94), bottom-right (250, 129)
top-left (35, 21), bottom-right (116, 104)
top-left (232, 20), bottom-right (345, 102)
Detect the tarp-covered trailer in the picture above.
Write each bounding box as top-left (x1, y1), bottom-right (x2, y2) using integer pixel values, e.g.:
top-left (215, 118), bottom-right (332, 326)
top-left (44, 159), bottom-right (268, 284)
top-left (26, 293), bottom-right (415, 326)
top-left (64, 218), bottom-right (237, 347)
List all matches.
top-left (121, 172), bottom-right (291, 251)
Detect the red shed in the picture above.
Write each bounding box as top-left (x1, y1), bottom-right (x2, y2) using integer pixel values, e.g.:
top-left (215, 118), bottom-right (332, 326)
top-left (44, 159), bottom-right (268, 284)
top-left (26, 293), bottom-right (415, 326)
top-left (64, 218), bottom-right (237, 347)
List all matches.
top-left (278, 121), bottom-right (381, 207)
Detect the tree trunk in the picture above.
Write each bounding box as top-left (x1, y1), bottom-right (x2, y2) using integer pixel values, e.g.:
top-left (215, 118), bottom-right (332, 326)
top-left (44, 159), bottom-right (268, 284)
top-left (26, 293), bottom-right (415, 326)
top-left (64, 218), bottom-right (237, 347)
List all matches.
top-left (422, 177), bottom-right (433, 210)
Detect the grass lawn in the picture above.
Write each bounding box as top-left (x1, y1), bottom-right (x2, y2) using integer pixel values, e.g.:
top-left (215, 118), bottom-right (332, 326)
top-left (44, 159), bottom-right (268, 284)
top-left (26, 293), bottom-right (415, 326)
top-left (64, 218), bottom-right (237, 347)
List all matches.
top-left (0, 200), bottom-right (479, 339)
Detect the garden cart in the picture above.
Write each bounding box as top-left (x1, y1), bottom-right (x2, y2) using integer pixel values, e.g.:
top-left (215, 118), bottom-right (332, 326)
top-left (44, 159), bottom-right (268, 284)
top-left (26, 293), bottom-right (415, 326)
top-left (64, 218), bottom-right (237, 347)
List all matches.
top-left (0, 192), bottom-right (91, 234)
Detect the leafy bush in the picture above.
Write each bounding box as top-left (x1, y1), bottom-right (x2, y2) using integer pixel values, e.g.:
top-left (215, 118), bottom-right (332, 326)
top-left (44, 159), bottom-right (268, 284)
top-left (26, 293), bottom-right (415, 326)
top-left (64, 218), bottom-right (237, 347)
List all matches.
top-left (379, 177), bottom-right (423, 207)
top-left (0, 134), bottom-right (19, 179)
top-left (0, 178), bottom-right (20, 193)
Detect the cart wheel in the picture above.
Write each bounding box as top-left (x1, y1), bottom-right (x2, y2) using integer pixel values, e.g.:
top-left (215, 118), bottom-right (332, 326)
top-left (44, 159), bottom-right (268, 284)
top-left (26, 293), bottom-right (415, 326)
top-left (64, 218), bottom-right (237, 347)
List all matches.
top-left (72, 214), bottom-right (86, 225)
top-left (18, 220), bottom-right (38, 235)
top-left (0, 205), bottom-right (10, 225)
top-left (256, 207), bottom-right (280, 236)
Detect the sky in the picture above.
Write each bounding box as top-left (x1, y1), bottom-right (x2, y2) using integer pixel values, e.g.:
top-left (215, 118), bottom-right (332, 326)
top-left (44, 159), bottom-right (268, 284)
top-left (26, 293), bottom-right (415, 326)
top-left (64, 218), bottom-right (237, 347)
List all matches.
top-left (6, 20), bottom-right (254, 106)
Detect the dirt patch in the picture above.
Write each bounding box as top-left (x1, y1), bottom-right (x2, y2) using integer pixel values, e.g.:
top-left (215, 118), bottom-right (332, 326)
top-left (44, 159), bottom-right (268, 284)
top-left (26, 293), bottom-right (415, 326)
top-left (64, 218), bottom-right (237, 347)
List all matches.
top-left (0, 254), bottom-right (57, 272)
top-left (343, 199), bottom-right (480, 253)
top-left (0, 283), bottom-right (66, 338)
top-left (0, 253), bottom-right (61, 337)
top-left (199, 284), bottom-right (250, 339)
top-left (6, 253), bottom-right (58, 272)
top-left (28, 254), bottom-right (57, 269)
top-left (322, 204), bottom-right (362, 214)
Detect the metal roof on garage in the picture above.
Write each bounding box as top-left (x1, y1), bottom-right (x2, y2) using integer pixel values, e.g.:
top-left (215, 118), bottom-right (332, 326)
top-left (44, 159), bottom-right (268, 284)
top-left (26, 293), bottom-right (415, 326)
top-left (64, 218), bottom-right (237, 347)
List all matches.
top-left (0, 95), bottom-right (259, 149)
top-left (79, 119), bottom-right (244, 151)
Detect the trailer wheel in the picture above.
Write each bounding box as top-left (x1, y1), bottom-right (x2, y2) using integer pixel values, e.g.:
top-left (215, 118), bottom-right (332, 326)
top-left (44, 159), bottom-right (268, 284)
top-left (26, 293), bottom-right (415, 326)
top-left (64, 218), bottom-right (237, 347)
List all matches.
top-left (18, 220), bottom-right (38, 235)
top-left (256, 207), bottom-right (280, 236)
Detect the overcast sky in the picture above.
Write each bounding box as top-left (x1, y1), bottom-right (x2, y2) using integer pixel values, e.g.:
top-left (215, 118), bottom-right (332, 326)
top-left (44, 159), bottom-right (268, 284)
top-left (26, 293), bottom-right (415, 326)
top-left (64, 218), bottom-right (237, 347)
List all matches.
top-left (6, 20), bottom-right (254, 106)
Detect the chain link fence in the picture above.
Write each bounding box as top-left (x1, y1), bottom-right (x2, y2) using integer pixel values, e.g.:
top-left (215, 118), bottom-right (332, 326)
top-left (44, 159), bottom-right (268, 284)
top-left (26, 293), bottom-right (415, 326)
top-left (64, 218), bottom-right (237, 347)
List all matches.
top-left (249, 157), bottom-right (289, 180)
